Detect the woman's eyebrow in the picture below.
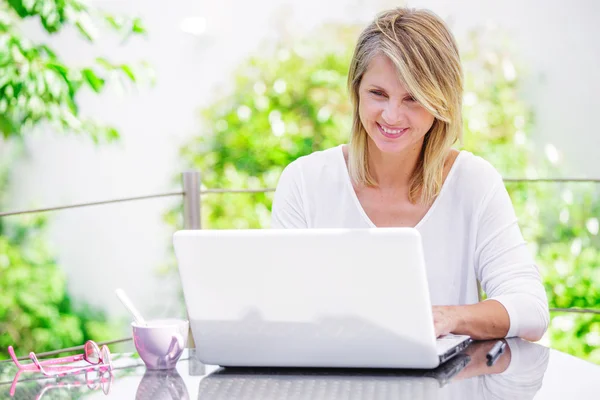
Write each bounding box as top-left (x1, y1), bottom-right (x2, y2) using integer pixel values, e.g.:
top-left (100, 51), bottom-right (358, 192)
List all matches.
top-left (368, 84), bottom-right (412, 97)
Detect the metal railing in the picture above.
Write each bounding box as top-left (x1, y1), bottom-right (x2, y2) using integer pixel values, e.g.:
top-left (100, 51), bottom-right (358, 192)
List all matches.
top-left (2, 176), bottom-right (598, 218)
top-left (502, 178), bottom-right (600, 183)
top-left (0, 171), bottom-right (598, 351)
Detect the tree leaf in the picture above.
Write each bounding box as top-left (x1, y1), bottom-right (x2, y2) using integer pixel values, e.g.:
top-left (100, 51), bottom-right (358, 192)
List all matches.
top-left (39, 45), bottom-right (58, 59)
top-left (131, 17), bottom-right (146, 34)
top-left (119, 64), bottom-right (136, 82)
top-left (81, 68), bottom-right (104, 93)
top-left (7, 0), bottom-right (30, 17)
top-left (74, 21), bottom-right (93, 42)
top-left (74, 13), bottom-right (98, 42)
top-left (95, 57), bottom-right (114, 70)
top-left (103, 14), bottom-right (123, 30)
top-left (106, 126), bottom-right (120, 141)
top-left (46, 62), bottom-right (68, 82)
top-left (0, 114), bottom-right (17, 137)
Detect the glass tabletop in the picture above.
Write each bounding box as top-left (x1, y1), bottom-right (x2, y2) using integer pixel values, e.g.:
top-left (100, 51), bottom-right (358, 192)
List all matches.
top-left (1, 338), bottom-right (598, 399)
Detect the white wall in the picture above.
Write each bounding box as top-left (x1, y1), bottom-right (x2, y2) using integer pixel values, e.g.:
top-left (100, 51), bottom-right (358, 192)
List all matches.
top-left (5, 0), bottom-right (599, 332)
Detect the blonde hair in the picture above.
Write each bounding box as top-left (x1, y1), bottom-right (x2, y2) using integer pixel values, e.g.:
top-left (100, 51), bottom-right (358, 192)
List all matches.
top-left (347, 7), bottom-right (463, 204)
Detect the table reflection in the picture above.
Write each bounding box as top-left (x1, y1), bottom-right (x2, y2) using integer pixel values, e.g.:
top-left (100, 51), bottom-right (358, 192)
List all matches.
top-left (0, 338), bottom-right (553, 399)
top-left (135, 368), bottom-right (189, 400)
top-left (194, 338), bottom-right (549, 399)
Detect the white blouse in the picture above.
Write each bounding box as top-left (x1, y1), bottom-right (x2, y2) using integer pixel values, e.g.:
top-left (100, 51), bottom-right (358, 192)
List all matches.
top-left (271, 145), bottom-right (549, 339)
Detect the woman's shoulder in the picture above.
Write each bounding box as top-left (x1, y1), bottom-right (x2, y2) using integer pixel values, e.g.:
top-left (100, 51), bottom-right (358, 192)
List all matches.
top-left (453, 150), bottom-right (504, 186)
top-left (446, 150), bottom-right (506, 209)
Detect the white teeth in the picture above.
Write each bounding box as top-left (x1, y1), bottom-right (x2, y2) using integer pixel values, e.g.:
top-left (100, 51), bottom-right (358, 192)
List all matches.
top-left (380, 124), bottom-right (405, 134)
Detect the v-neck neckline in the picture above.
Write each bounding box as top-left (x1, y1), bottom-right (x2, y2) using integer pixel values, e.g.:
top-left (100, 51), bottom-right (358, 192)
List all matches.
top-left (336, 144), bottom-right (464, 229)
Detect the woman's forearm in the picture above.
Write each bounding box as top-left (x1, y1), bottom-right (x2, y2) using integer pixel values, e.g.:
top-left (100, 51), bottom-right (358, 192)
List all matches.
top-left (451, 300), bottom-right (510, 340)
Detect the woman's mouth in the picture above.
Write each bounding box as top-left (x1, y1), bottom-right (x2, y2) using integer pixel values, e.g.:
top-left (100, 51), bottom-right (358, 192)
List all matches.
top-left (377, 123), bottom-right (408, 139)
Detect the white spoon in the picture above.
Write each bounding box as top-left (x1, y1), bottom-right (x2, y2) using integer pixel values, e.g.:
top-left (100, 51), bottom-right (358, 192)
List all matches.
top-left (115, 288), bottom-right (147, 326)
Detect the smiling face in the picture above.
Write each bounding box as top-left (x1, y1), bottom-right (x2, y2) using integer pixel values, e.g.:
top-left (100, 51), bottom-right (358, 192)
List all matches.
top-left (358, 53), bottom-right (435, 155)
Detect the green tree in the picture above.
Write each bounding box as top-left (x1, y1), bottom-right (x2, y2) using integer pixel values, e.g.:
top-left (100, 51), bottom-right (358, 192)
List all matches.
top-left (0, 0), bottom-right (149, 360)
top-left (178, 23), bottom-right (599, 363)
top-left (178, 25), bottom-right (357, 229)
top-left (0, 0), bottom-right (148, 142)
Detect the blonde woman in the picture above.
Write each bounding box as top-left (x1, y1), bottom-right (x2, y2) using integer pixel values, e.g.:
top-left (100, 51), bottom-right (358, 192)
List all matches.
top-left (271, 7), bottom-right (549, 341)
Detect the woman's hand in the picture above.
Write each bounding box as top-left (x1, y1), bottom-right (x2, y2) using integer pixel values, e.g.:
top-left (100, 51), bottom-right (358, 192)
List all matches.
top-left (432, 306), bottom-right (460, 337)
top-left (432, 301), bottom-right (510, 340)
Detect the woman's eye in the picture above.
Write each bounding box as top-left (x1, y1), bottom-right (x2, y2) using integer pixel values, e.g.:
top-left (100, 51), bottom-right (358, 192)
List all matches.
top-left (405, 97), bottom-right (416, 102)
top-left (370, 90), bottom-right (385, 97)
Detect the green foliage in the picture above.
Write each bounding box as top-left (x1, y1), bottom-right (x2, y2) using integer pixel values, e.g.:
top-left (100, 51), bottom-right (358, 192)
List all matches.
top-left (0, 213), bottom-right (118, 358)
top-left (177, 23), bottom-right (599, 363)
top-left (534, 185), bottom-right (600, 364)
top-left (179, 25), bottom-right (358, 228)
top-left (0, 0), bottom-right (149, 359)
top-left (0, 0), bottom-right (150, 142)
top-left (0, 144), bottom-right (119, 360)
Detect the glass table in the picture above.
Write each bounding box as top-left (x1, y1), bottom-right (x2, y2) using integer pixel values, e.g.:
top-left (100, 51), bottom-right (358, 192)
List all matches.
top-left (1, 337), bottom-right (598, 399)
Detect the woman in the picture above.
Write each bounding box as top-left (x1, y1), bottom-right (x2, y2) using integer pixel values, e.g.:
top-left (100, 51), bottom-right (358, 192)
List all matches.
top-left (270, 7), bottom-right (549, 341)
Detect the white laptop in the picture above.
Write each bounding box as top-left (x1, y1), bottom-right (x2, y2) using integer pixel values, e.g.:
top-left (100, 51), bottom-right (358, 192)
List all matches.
top-left (173, 228), bottom-right (471, 369)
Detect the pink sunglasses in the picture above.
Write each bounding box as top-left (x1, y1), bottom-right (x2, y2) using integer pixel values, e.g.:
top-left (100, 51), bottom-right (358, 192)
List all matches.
top-left (8, 340), bottom-right (112, 376)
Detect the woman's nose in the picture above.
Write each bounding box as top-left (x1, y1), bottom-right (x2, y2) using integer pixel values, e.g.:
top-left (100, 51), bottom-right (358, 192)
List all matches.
top-left (381, 102), bottom-right (405, 125)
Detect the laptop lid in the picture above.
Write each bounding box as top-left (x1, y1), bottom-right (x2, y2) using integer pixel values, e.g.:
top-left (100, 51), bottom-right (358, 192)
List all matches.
top-left (173, 228), bottom-right (441, 368)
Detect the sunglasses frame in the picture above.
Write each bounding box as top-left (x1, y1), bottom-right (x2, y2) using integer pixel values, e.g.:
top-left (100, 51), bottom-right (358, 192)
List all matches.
top-left (8, 340), bottom-right (109, 372)
top-left (7, 341), bottom-right (114, 397)
top-left (29, 344), bottom-right (112, 377)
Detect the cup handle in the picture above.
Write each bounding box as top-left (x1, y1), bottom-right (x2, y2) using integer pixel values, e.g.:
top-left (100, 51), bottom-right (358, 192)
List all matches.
top-left (167, 334), bottom-right (184, 361)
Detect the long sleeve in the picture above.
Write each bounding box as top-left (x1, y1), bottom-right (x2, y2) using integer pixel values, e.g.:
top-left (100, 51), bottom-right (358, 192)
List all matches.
top-left (474, 175), bottom-right (550, 340)
top-left (271, 162), bottom-right (308, 229)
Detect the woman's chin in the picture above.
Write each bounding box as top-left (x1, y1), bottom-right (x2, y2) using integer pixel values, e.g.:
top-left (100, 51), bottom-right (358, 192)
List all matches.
top-left (367, 130), bottom-right (424, 155)
top-left (369, 137), bottom-right (410, 154)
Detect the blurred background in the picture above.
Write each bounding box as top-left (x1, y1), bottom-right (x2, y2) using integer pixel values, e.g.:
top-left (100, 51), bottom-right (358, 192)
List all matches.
top-left (0, 0), bottom-right (598, 365)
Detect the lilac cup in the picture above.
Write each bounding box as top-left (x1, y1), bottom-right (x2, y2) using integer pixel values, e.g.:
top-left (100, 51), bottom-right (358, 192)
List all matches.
top-left (132, 319), bottom-right (189, 370)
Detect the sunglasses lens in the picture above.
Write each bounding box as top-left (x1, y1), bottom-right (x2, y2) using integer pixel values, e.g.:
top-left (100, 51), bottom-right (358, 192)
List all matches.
top-left (85, 369), bottom-right (100, 389)
top-left (101, 346), bottom-right (112, 369)
top-left (85, 341), bottom-right (101, 364)
top-left (100, 369), bottom-right (113, 395)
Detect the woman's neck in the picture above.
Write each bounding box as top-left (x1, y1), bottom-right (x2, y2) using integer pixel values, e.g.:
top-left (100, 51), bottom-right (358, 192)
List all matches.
top-left (367, 138), bottom-right (423, 189)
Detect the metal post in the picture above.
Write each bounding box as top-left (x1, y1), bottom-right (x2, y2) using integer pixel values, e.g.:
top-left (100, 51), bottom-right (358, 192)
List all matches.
top-left (181, 171), bottom-right (201, 360)
top-left (182, 171), bottom-right (201, 229)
